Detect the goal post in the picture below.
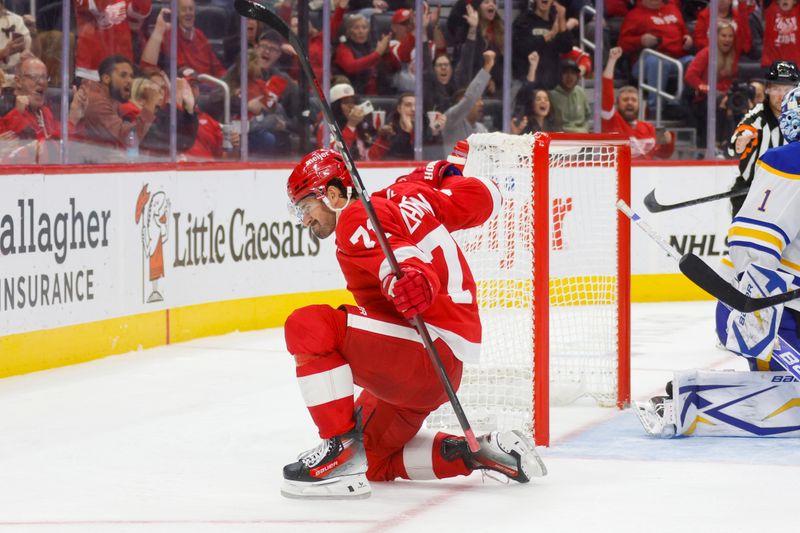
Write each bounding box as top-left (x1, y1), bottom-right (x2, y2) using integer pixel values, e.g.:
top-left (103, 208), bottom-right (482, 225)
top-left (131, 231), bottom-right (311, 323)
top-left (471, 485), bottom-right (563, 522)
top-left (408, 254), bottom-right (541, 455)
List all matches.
top-left (426, 132), bottom-right (631, 447)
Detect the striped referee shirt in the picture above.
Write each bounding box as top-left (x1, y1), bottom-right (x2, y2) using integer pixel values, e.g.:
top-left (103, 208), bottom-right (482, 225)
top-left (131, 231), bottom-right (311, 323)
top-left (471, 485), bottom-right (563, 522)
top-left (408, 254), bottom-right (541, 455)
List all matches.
top-left (727, 103), bottom-right (785, 184)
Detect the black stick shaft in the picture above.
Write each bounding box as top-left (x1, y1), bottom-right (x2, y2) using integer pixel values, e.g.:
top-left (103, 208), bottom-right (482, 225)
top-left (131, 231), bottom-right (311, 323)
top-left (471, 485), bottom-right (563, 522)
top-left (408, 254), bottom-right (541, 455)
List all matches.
top-left (643, 187), bottom-right (749, 213)
top-left (234, 0), bottom-right (480, 451)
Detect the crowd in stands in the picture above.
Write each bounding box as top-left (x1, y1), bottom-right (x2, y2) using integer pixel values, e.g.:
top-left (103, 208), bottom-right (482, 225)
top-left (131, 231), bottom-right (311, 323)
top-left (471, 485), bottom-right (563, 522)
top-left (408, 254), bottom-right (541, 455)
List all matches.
top-left (0, 0), bottom-right (798, 164)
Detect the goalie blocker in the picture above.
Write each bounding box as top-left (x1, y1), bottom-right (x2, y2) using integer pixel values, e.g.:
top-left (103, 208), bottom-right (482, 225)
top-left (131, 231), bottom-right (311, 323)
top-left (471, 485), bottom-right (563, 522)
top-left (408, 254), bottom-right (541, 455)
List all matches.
top-left (635, 369), bottom-right (800, 438)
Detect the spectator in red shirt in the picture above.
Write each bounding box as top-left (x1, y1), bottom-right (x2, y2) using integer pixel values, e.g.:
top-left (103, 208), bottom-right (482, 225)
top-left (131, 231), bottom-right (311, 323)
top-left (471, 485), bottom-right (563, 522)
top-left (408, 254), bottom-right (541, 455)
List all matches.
top-left (118, 76), bottom-right (161, 122)
top-left (334, 13), bottom-right (392, 95)
top-left (685, 22), bottom-right (740, 149)
top-left (762, 0), bottom-right (800, 67)
top-left (1, 56), bottom-right (88, 163)
top-left (286, 1), bottom-right (346, 82)
top-left (74, 0), bottom-right (151, 81)
top-left (601, 47), bottom-right (675, 159)
top-left (178, 67), bottom-right (239, 160)
top-left (140, 1), bottom-right (226, 79)
top-left (693, 0), bottom-right (753, 55)
top-left (618, 0), bottom-right (694, 111)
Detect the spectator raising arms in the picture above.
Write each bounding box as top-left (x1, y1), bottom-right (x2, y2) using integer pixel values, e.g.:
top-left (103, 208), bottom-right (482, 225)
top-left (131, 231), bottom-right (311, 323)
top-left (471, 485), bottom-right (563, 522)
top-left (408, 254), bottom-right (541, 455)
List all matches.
top-left (601, 46), bottom-right (674, 159)
top-left (511, 0), bottom-right (573, 90)
top-left (0, 2), bottom-right (32, 88)
top-left (334, 13), bottom-right (392, 95)
top-left (762, 0), bottom-right (800, 68)
top-left (74, 0), bottom-right (151, 81)
top-left (424, 51), bottom-right (472, 113)
top-left (75, 55), bottom-right (157, 156)
top-left (140, 1), bottom-right (226, 79)
top-left (458, 0), bottom-right (504, 96)
top-left (441, 50), bottom-right (494, 156)
top-left (511, 52), bottom-right (560, 134)
top-left (137, 67), bottom-right (199, 156)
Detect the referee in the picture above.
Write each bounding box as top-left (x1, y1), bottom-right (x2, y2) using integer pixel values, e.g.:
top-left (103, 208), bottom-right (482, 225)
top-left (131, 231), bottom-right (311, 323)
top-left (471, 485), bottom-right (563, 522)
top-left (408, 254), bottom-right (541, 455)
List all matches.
top-left (727, 60), bottom-right (799, 216)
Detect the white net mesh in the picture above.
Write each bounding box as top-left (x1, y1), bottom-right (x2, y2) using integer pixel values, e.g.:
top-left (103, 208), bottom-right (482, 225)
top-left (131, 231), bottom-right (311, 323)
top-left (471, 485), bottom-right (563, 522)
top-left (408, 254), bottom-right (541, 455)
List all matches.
top-left (426, 133), bottom-right (624, 438)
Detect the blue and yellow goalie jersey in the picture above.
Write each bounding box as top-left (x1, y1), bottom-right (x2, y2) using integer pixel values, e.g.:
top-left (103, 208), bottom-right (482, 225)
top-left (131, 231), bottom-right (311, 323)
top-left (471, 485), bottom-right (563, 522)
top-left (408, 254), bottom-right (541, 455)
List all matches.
top-left (728, 142), bottom-right (800, 311)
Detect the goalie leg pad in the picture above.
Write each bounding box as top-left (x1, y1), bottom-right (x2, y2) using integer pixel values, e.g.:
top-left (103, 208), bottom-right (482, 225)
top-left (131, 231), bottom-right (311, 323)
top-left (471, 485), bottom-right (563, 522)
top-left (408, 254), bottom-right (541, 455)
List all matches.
top-left (719, 264), bottom-right (794, 363)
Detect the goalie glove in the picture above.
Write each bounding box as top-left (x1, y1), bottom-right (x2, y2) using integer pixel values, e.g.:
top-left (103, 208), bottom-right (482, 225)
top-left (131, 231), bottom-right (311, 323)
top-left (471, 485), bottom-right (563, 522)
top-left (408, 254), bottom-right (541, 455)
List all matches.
top-left (395, 160), bottom-right (462, 189)
top-left (724, 263), bottom-right (793, 361)
top-left (381, 266), bottom-right (435, 320)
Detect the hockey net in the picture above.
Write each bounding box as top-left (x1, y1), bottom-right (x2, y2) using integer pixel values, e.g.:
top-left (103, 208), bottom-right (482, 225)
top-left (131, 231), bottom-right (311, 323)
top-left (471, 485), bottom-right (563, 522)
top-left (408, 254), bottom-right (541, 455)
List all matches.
top-left (426, 132), bottom-right (631, 446)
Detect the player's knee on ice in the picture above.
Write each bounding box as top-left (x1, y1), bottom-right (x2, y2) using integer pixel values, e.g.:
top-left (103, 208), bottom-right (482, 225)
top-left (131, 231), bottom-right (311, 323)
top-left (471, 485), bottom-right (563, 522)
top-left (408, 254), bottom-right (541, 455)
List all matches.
top-left (284, 305), bottom-right (346, 360)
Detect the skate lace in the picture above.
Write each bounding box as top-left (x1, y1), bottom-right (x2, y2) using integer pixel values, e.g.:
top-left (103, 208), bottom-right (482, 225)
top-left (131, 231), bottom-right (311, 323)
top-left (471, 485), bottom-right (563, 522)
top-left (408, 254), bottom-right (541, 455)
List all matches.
top-left (298, 438), bottom-right (334, 467)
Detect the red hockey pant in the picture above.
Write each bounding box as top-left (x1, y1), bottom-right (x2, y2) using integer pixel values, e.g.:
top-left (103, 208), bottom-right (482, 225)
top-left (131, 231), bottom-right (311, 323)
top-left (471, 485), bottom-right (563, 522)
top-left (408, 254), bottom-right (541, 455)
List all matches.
top-left (284, 304), bottom-right (471, 481)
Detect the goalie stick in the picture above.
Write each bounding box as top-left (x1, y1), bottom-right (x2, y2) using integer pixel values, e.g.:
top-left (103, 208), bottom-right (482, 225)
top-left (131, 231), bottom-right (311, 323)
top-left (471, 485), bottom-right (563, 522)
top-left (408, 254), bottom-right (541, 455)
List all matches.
top-left (234, 0), bottom-right (481, 452)
top-left (617, 200), bottom-right (800, 380)
top-left (643, 186), bottom-right (749, 213)
top-left (617, 200), bottom-right (800, 313)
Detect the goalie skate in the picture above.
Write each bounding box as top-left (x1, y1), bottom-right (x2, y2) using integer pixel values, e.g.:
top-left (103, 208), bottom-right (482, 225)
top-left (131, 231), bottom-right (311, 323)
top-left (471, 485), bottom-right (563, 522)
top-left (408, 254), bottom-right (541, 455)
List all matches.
top-left (281, 432), bottom-right (370, 499)
top-left (633, 396), bottom-right (677, 438)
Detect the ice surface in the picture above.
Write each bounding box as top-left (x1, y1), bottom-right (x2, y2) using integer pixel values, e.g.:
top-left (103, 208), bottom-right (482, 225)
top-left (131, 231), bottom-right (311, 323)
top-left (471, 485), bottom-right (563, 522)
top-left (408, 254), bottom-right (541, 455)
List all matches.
top-left (0, 301), bottom-right (795, 532)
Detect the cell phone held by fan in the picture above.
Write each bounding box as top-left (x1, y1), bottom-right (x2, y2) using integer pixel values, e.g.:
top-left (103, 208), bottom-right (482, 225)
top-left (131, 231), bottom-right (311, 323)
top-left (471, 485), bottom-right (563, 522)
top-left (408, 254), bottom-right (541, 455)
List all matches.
top-left (356, 100), bottom-right (374, 115)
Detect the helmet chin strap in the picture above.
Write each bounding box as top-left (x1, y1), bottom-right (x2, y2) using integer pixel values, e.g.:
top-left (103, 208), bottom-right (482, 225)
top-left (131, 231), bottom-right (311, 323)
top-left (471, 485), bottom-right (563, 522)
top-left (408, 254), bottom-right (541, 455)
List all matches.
top-left (323, 186), bottom-right (354, 220)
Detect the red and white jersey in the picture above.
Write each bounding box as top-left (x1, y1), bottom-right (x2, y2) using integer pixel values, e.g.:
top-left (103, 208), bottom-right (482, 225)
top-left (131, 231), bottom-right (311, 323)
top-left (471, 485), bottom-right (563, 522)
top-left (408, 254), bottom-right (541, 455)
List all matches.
top-left (334, 174), bottom-right (501, 363)
top-left (74, 0), bottom-right (152, 80)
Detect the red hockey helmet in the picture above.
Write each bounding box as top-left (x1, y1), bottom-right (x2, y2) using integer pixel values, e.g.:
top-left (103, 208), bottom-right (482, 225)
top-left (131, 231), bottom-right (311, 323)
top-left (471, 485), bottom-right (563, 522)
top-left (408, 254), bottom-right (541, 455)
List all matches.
top-left (287, 149), bottom-right (353, 205)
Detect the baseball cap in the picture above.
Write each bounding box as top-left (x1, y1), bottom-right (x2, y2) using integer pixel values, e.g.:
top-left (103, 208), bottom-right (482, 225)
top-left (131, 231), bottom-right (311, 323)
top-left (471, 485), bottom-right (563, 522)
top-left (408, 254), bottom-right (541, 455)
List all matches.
top-left (392, 9), bottom-right (412, 24)
top-left (258, 29), bottom-right (284, 44)
top-left (560, 58), bottom-right (581, 73)
top-left (330, 83), bottom-right (355, 103)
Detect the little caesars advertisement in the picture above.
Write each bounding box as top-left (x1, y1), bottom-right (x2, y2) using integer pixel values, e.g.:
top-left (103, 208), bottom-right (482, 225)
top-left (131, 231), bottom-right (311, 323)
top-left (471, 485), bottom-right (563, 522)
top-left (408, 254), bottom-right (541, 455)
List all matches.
top-left (0, 168), bottom-right (352, 336)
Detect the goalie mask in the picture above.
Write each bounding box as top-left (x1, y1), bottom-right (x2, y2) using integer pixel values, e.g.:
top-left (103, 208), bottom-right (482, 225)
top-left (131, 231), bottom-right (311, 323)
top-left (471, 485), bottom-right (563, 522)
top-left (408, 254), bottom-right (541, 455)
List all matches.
top-left (287, 149), bottom-right (354, 219)
top-left (779, 86), bottom-right (800, 143)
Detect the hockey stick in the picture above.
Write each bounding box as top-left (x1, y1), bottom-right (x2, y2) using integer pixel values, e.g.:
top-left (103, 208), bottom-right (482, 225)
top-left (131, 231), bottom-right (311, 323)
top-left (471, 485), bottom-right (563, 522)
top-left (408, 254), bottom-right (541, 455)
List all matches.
top-left (617, 200), bottom-right (800, 380)
top-left (616, 200), bottom-right (800, 313)
top-left (234, 0), bottom-right (481, 452)
top-left (643, 186), bottom-right (749, 213)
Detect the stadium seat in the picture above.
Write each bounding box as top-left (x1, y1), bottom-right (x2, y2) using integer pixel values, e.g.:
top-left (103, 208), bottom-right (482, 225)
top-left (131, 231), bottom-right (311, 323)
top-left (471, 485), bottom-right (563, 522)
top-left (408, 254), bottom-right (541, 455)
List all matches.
top-left (370, 12), bottom-right (394, 44)
top-left (195, 5), bottom-right (231, 40)
top-left (35, 0), bottom-right (66, 33)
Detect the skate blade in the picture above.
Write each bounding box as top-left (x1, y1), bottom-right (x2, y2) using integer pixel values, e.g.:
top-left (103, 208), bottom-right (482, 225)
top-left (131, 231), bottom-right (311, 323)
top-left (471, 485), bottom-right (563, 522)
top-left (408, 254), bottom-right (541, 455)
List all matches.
top-left (632, 401), bottom-right (676, 438)
top-left (281, 473), bottom-right (371, 500)
top-left (498, 431), bottom-right (548, 480)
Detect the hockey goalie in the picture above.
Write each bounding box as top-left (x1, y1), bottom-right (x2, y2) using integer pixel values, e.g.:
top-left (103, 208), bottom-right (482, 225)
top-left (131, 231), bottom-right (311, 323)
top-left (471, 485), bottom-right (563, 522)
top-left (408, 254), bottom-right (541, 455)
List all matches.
top-left (280, 147), bottom-right (546, 499)
top-left (635, 87), bottom-right (800, 439)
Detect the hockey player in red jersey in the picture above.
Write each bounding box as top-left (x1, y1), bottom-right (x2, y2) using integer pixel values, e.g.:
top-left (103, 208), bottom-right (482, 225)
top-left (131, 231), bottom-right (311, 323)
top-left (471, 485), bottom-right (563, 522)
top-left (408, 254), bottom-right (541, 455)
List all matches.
top-left (281, 148), bottom-right (547, 499)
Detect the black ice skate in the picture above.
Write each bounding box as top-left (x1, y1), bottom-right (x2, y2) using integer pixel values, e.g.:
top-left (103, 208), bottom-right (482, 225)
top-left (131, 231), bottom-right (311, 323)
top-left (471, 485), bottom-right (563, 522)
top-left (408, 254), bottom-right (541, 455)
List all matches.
top-left (281, 429), bottom-right (370, 499)
top-left (443, 430), bottom-right (547, 483)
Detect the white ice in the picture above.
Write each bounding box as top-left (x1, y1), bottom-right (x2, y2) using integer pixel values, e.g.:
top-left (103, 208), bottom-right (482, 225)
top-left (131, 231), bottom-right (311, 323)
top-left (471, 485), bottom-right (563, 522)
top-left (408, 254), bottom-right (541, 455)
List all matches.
top-left (1, 301), bottom-right (796, 533)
